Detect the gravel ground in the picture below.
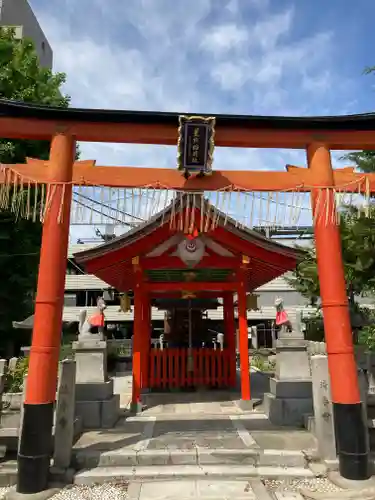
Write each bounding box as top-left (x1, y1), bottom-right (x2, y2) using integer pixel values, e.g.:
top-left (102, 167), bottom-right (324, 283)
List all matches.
top-left (51, 484), bottom-right (129, 500)
top-left (0, 488), bottom-right (9, 499)
top-left (0, 484), bottom-right (129, 500)
top-left (263, 477), bottom-right (343, 494)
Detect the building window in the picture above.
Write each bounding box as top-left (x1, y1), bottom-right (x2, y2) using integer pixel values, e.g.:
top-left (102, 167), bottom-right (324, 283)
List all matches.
top-left (41, 41), bottom-right (45, 52)
top-left (64, 294), bottom-right (77, 307)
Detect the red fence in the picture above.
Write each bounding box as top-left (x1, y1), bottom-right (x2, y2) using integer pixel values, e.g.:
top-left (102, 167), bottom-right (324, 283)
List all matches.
top-left (148, 348), bottom-right (235, 390)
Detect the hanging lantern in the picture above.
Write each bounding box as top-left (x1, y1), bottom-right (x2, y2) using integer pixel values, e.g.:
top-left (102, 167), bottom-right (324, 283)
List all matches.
top-left (177, 115), bottom-right (216, 179)
top-left (246, 293), bottom-right (259, 311)
top-left (119, 293), bottom-right (132, 313)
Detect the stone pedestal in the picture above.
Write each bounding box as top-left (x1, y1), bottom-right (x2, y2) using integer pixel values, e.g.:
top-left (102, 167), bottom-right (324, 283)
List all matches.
top-left (74, 336), bottom-right (106, 383)
top-left (72, 339), bottom-right (120, 429)
top-left (264, 317), bottom-right (313, 427)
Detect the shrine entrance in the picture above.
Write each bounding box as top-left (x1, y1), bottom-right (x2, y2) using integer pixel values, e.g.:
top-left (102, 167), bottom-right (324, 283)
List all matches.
top-left (1, 100), bottom-right (375, 490)
top-left (74, 195), bottom-right (302, 404)
top-left (150, 298), bottom-right (234, 391)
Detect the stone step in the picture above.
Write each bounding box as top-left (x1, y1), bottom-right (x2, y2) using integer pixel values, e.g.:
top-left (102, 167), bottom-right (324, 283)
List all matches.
top-left (73, 464), bottom-right (315, 485)
top-left (124, 412), bottom-right (268, 421)
top-left (73, 447), bottom-right (307, 469)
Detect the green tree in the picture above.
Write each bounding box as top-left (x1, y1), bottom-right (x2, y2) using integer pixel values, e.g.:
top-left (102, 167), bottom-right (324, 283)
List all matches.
top-left (0, 28), bottom-right (72, 355)
top-left (287, 207), bottom-right (375, 339)
top-left (288, 207), bottom-right (375, 303)
top-left (345, 150), bottom-right (375, 173)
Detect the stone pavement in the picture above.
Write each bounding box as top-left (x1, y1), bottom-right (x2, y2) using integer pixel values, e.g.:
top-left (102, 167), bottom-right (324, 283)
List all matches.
top-left (73, 411), bottom-right (317, 462)
top-left (74, 368), bottom-right (318, 484)
top-left (127, 478), bottom-right (285, 500)
top-left (0, 477), bottom-right (346, 500)
top-left (72, 404), bottom-right (318, 486)
top-left (125, 477), bottom-right (344, 500)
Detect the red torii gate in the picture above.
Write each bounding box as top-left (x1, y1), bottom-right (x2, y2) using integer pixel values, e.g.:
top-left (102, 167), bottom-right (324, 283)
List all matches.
top-left (0, 99), bottom-right (375, 491)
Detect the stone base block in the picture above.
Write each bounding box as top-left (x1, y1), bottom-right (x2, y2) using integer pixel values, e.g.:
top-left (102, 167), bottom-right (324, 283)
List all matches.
top-left (72, 340), bottom-right (107, 384)
top-left (269, 378), bottom-right (312, 399)
top-left (49, 466), bottom-right (75, 485)
top-left (102, 395), bottom-right (120, 428)
top-left (130, 401), bottom-right (144, 415)
top-left (237, 399), bottom-right (254, 411)
top-left (75, 379), bottom-right (114, 402)
top-left (264, 392), bottom-right (313, 427)
top-left (275, 338), bottom-right (311, 381)
top-left (0, 411), bottom-right (21, 429)
top-left (75, 395), bottom-right (120, 429)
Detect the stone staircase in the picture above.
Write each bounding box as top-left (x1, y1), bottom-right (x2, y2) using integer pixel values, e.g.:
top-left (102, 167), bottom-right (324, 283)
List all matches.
top-left (71, 412), bottom-right (318, 485)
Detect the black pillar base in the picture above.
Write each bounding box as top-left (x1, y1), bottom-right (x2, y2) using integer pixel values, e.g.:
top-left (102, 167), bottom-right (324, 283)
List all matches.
top-left (17, 402), bottom-right (54, 494)
top-left (333, 401), bottom-right (370, 481)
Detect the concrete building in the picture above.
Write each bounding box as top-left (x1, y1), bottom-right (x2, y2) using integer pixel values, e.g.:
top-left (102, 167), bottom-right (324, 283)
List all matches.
top-left (0, 0), bottom-right (52, 68)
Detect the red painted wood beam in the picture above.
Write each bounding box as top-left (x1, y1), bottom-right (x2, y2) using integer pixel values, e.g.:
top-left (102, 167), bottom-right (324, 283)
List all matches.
top-left (210, 226), bottom-right (297, 270)
top-left (150, 291), bottom-right (226, 299)
top-left (3, 161), bottom-right (375, 191)
top-left (3, 116), bottom-right (375, 150)
top-left (145, 281), bottom-right (238, 292)
top-left (82, 223), bottom-right (176, 273)
top-left (140, 255), bottom-right (241, 270)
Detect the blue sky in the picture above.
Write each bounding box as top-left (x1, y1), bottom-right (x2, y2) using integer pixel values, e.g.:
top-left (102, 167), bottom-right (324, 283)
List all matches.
top-left (29, 0), bottom-right (375, 240)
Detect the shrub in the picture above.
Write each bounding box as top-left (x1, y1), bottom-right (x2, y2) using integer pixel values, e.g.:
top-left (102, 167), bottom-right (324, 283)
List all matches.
top-left (5, 357), bottom-right (29, 393)
top-left (358, 324), bottom-right (375, 352)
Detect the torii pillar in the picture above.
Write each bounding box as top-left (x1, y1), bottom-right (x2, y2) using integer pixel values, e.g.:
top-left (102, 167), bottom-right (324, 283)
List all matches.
top-left (223, 292), bottom-right (236, 387)
top-left (17, 134), bottom-right (75, 493)
top-left (237, 276), bottom-right (252, 408)
top-left (131, 283), bottom-right (143, 413)
top-left (307, 143), bottom-right (370, 480)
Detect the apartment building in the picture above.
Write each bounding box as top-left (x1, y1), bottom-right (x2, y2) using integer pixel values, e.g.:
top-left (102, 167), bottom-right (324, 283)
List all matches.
top-left (0, 0), bottom-right (53, 68)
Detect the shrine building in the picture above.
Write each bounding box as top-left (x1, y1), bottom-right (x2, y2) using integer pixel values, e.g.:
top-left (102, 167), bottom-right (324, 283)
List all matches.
top-left (74, 195), bottom-right (303, 409)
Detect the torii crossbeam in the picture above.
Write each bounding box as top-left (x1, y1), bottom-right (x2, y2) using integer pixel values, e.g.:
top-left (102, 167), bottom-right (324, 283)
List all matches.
top-left (1, 160), bottom-right (375, 192)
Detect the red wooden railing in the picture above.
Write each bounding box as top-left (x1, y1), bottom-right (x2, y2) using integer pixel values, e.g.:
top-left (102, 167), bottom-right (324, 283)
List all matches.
top-left (148, 348), bottom-right (235, 390)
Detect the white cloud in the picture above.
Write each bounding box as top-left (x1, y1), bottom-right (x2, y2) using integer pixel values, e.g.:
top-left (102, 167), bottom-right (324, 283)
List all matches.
top-left (28, 0), bottom-right (353, 241)
top-left (201, 24), bottom-right (249, 54)
top-left (251, 8), bottom-right (293, 50)
top-left (226, 0), bottom-right (270, 13)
